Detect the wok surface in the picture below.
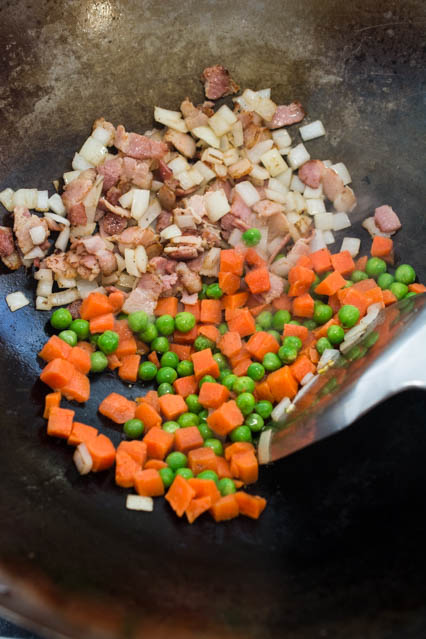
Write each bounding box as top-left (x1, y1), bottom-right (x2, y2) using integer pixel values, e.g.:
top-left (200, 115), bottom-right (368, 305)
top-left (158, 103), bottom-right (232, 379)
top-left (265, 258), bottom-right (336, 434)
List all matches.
top-left (0, 0), bottom-right (426, 637)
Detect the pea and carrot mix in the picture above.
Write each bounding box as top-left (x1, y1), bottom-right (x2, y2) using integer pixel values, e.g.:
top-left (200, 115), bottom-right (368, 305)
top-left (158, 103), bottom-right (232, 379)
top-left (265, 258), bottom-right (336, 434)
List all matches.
top-left (1, 65), bottom-right (424, 523)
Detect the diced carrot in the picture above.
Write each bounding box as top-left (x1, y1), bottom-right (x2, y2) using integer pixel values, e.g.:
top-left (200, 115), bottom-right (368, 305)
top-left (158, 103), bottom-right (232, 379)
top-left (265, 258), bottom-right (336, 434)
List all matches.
top-left (169, 344), bottom-right (192, 360)
top-left (108, 290), bottom-right (125, 313)
top-left (230, 450), bottom-right (258, 484)
top-left (165, 474), bottom-right (196, 517)
top-left (154, 297), bottom-right (179, 317)
top-left (408, 283), bottom-right (426, 294)
top-left (207, 400), bottom-right (244, 437)
top-left (328, 293), bottom-right (340, 314)
top-left (158, 394), bottom-right (187, 420)
top-left (115, 336), bottom-right (137, 358)
top-left (134, 468), bottom-right (164, 496)
top-left (267, 366), bottom-right (298, 401)
top-left (86, 434), bottom-right (116, 472)
top-left (224, 307), bottom-right (240, 322)
top-left (198, 324), bottom-right (220, 344)
top-left (219, 331), bottom-right (242, 358)
top-left (229, 347), bottom-right (250, 368)
top-left (220, 248), bottom-right (245, 275)
top-left (117, 440), bottom-right (147, 466)
top-left (383, 289), bottom-right (397, 306)
top-left (355, 255), bottom-right (368, 271)
top-left (330, 251), bottom-right (355, 275)
top-left (227, 308), bottom-right (256, 337)
top-left (148, 351), bottom-right (161, 368)
top-left (216, 456), bottom-right (232, 479)
top-left (69, 346), bottom-right (92, 375)
top-left (292, 293), bottom-right (315, 318)
top-left (249, 304), bottom-right (270, 317)
top-left (89, 312), bottom-right (115, 334)
top-left (310, 248), bottom-right (332, 274)
top-left (61, 369), bottom-right (90, 403)
top-left (224, 442), bottom-right (255, 461)
top-left (80, 292), bottom-right (113, 320)
top-left (198, 381), bottom-right (230, 409)
top-left (314, 271), bottom-right (346, 296)
top-left (245, 247), bottom-right (266, 268)
top-left (235, 492), bottom-right (267, 519)
top-left (282, 323), bottom-right (309, 342)
top-left (143, 427), bottom-right (174, 460)
top-left (352, 278), bottom-right (377, 292)
top-left (272, 294), bottom-right (292, 311)
top-left (289, 265), bottom-right (316, 287)
top-left (114, 319), bottom-right (133, 341)
top-left (234, 480), bottom-right (244, 489)
top-left (76, 341), bottom-right (94, 354)
top-left (233, 358), bottom-right (252, 376)
top-left (40, 358), bottom-right (75, 390)
top-left (371, 236), bottom-right (393, 257)
top-left (174, 426), bottom-right (204, 454)
top-left (173, 326), bottom-right (198, 344)
top-left (135, 402), bottom-right (162, 430)
top-left (210, 494), bottom-right (239, 522)
top-left (136, 339), bottom-right (149, 355)
top-left (184, 301), bottom-right (200, 322)
top-left (107, 353), bottom-right (122, 370)
top-left (99, 392), bottom-right (136, 424)
top-left (313, 318), bottom-right (339, 340)
top-left (38, 335), bottom-right (72, 362)
top-left (144, 459), bottom-right (168, 470)
top-left (221, 292), bottom-right (248, 309)
top-left (191, 348), bottom-right (220, 381)
top-left (200, 299), bottom-right (222, 324)
top-left (47, 406), bottom-right (74, 438)
top-left (245, 267), bottom-right (270, 294)
top-left (338, 287), bottom-right (368, 316)
top-left (254, 380), bottom-right (275, 402)
top-left (188, 478), bottom-right (221, 504)
top-left (186, 496), bottom-right (212, 524)
top-left (173, 375), bottom-right (198, 398)
top-left (43, 391), bottom-right (61, 419)
top-left (219, 271), bottom-right (241, 295)
top-left (188, 447), bottom-right (218, 474)
top-left (290, 354), bottom-right (316, 383)
top-left (115, 451), bottom-right (140, 488)
top-left (138, 390), bottom-right (160, 413)
top-left (118, 354), bottom-right (141, 383)
top-left (363, 286), bottom-right (385, 308)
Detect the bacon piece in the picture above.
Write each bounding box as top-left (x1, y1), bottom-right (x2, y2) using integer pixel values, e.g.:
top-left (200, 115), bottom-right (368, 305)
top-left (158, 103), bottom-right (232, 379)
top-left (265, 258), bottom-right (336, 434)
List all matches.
top-left (374, 205), bottom-right (402, 234)
top-left (259, 272), bottom-right (284, 304)
top-left (266, 102), bottom-right (305, 129)
top-left (298, 160), bottom-right (325, 189)
top-left (0, 226), bottom-right (15, 257)
top-left (98, 197), bottom-right (130, 218)
top-left (122, 273), bottom-right (162, 315)
top-left (164, 129), bottom-right (196, 159)
top-left (13, 207), bottom-right (49, 256)
top-left (149, 256), bottom-right (177, 275)
top-left (99, 212), bottom-right (127, 236)
top-left (163, 245), bottom-right (199, 260)
top-left (97, 157), bottom-right (122, 191)
top-left (62, 169), bottom-right (96, 219)
top-left (253, 200), bottom-right (284, 218)
top-left (79, 235), bottom-right (117, 275)
top-left (118, 227), bottom-right (156, 247)
top-left (176, 262), bottom-right (202, 294)
top-left (180, 99), bottom-right (209, 130)
top-left (67, 300), bottom-right (82, 319)
top-left (114, 125), bottom-right (168, 160)
top-left (121, 157), bottom-right (153, 189)
top-left (156, 211), bottom-right (173, 234)
top-left (230, 193), bottom-right (253, 224)
top-left (201, 65), bottom-right (239, 100)
top-left (69, 202), bottom-right (87, 226)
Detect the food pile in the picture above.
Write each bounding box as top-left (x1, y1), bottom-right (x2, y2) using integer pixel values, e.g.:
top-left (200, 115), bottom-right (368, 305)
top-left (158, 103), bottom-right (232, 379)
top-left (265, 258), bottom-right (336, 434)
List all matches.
top-left (1, 65), bottom-right (425, 523)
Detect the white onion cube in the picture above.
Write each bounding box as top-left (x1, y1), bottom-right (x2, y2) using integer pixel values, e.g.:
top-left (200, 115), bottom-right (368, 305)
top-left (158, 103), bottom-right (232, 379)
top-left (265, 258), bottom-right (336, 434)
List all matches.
top-left (341, 237), bottom-right (361, 257)
top-left (272, 128), bottom-right (292, 150)
top-left (154, 107), bottom-right (188, 133)
top-left (330, 162), bottom-right (352, 185)
top-left (79, 137), bottom-right (108, 166)
top-left (160, 224), bottom-right (182, 240)
top-left (72, 152), bottom-right (94, 171)
top-left (131, 189), bottom-right (150, 220)
top-left (260, 148), bottom-right (288, 177)
top-left (332, 212), bottom-right (351, 231)
top-left (276, 168), bottom-right (293, 188)
top-left (168, 155), bottom-right (189, 176)
top-left (287, 143), bottom-right (310, 169)
top-left (126, 495), bottom-right (154, 512)
top-left (134, 245), bottom-right (148, 273)
top-left (323, 230), bottom-right (335, 244)
top-left (92, 125), bottom-right (114, 146)
top-left (290, 175), bottom-right (305, 193)
top-left (205, 189), bottom-right (231, 222)
top-left (124, 248), bottom-right (140, 277)
top-left (304, 184), bottom-right (323, 199)
top-left (192, 126), bottom-right (220, 149)
top-left (14, 189), bottom-right (38, 209)
top-left (314, 212), bottom-right (334, 230)
top-left (235, 180), bottom-right (260, 207)
top-left (299, 120), bottom-right (326, 141)
top-left (6, 291), bottom-right (30, 311)
top-left (306, 199), bottom-right (326, 215)
top-left (231, 121), bottom-right (244, 147)
top-left (209, 104), bottom-right (237, 137)
top-left (193, 161), bottom-right (216, 183)
top-left (246, 139), bottom-right (273, 164)
top-left (0, 188), bottom-right (15, 212)
top-left (48, 193), bottom-right (66, 215)
top-left (119, 189), bottom-right (134, 209)
top-left (36, 190), bottom-right (49, 212)
top-left (63, 170), bottom-right (81, 185)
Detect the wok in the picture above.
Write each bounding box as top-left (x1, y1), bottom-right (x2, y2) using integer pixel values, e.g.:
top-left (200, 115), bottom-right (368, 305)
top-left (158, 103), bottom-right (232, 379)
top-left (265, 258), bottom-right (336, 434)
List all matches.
top-left (0, 1), bottom-right (426, 637)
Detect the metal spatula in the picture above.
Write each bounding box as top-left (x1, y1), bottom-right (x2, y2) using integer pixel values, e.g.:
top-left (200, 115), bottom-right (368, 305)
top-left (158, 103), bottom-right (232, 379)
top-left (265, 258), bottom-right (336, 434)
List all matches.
top-left (258, 293), bottom-right (426, 464)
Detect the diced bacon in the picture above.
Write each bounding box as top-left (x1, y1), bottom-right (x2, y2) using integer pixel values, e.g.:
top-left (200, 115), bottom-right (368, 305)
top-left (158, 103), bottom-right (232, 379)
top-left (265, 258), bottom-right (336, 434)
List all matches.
top-left (180, 98), bottom-right (209, 130)
top-left (231, 193), bottom-right (253, 224)
top-left (259, 272), bottom-right (284, 304)
top-left (157, 160), bottom-right (173, 182)
top-left (163, 245), bottom-right (199, 260)
top-left (164, 129), bottom-right (196, 158)
top-left (122, 273), bottom-right (162, 314)
top-left (80, 235), bottom-right (117, 275)
top-left (266, 102), bottom-right (305, 129)
top-left (243, 123), bottom-right (269, 149)
top-left (298, 160), bottom-right (325, 189)
top-left (322, 167), bottom-right (345, 201)
top-left (122, 157), bottom-right (153, 189)
top-left (98, 197), bottom-right (131, 218)
top-left (156, 211), bottom-right (173, 234)
top-left (42, 252), bottom-right (77, 278)
top-left (176, 262), bottom-right (202, 294)
top-left (118, 227), bottom-right (156, 246)
top-left (67, 299), bottom-right (82, 319)
top-left (13, 207), bottom-right (49, 256)
top-left (334, 186), bottom-right (357, 213)
top-left (160, 273), bottom-right (179, 295)
top-left (0, 226), bottom-right (15, 257)
top-left (69, 202), bottom-right (87, 226)
top-left (62, 169), bottom-right (96, 214)
top-left (105, 186), bottom-right (122, 206)
top-left (374, 205), bottom-right (402, 234)
top-left (114, 125), bottom-right (168, 160)
top-left (201, 65), bottom-right (239, 100)
top-left (97, 157), bottom-right (122, 191)
top-left (208, 179), bottom-right (233, 203)
top-left (253, 200), bottom-right (284, 217)
top-left (99, 212), bottom-right (128, 236)
top-left (149, 256), bottom-right (177, 275)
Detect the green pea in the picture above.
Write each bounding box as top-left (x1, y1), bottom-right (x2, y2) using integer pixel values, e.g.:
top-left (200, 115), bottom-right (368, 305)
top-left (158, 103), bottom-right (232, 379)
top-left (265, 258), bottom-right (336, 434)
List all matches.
top-left (160, 351), bottom-right (179, 369)
top-left (262, 352), bottom-right (281, 371)
top-left (162, 421), bottom-right (180, 434)
top-left (198, 422), bottom-right (214, 440)
top-left (58, 329), bottom-right (78, 347)
top-left (218, 323), bottom-right (228, 335)
top-left (236, 392), bottom-right (256, 416)
top-left (351, 270), bottom-right (368, 283)
top-left (177, 360), bottom-right (194, 377)
top-left (156, 366), bottom-right (177, 385)
top-left (310, 275), bottom-right (321, 295)
top-left (390, 281), bottom-right (408, 300)
top-left (70, 319), bottom-right (89, 340)
top-left (138, 361), bottom-right (157, 381)
top-left (198, 409), bottom-right (208, 421)
top-left (198, 283), bottom-right (208, 300)
top-left (166, 451), bottom-right (188, 471)
top-left (159, 467), bottom-right (175, 488)
top-left (178, 412), bottom-right (199, 428)
top-left (206, 283), bottom-right (223, 299)
top-left (288, 320), bottom-right (300, 326)
top-left (363, 330), bottom-right (379, 349)
top-left (327, 324), bottom-right (345, 345)
top-left (230, 425), bottom-right (252, 443)
top-left (218, 477), bottom-right (236, 496)
top-left (232, 376), bottom-right (255, 394)
top-left (345, 280), bottom-right (354, 288)
top-left (185, 394), bottom-right (202, 414)
top-left (303, 319), bottom-right (317, 331)
top-left (338, 304), bottom-right (360, 328)
top-left (97, 330), bottom-right (119, 354)
top-left (213, 352), bottom-right (228, 370)
top-left (222, 373), bottom-right (238, 391)
top-left (128, 311), bottom-right (148, 333)
top-left (155, 314), bottom-right (175, 336)
top-left (395, 264), bottom-right (416, 285)
top-left (175, 468), bottom-right (194, 479)
top-left (90, 334), bottom-right (100, 346)
top-left (174, 311), bottom-right (196, 333)
top-left (194, 335), bottom-right (215, 351)
top-left (90, 351), bottom-right (108, 373)
top-left (268, 329), bottom-right (282, 343)
top-left (242, 227), bottom-right (261, 246)
top-left (377, 272), bottom-right (395, 290)
top-left (199, 374), bottom-right (216, 386)
top-left (50, 307), bottom-right (72, 330)
top-left (218, 368), bottom-right (232, 383)
top-left (272, 310), bottom-right (291, 331)
top-left (123, 418), bottom-right (144, 439)
top-left (254, 400), bottom-right (273, 419)
top-left (157, 383), bottom-right (174, 396)
top-left (282, 336), bottom-right (302, 351)
top-left (197, 470), bottom-right (219, 485)
top-left (204, 438), bottom-right (223, 456)
top-left (245, 413), bottom-right (264, 432)
top-left (247, 362), bottom-right (265, 381)
top-left (151, 336), bottom-right (170, 354)
top-left (139, 323), bottom-right (158, 343)
top-left (278, 345), bottom-right (298, 364)
top-left (365, 257), bottom-right (387, 278)
top-left (316, 337), bottom-right (332, 355)
top-left (257, 311), bottom-right (273, 329)
top-left (313, 303), bottom-right (333, 326)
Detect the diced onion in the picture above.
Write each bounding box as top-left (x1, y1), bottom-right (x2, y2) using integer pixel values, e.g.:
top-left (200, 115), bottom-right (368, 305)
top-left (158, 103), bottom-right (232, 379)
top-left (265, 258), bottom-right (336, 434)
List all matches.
top-left (36, 279), bottom-right (53, 297)
top-left (48, 288), bottom-right (80, 307)
top-left (168, 155), bottom-right (189, 175)
top-left (126, 494), bottom-right (154, 512)
top-left (340, 236), bottom-right (360, 257)
top-left (301, 372), bottom-right (315, 386)
top-left (314, 212), bottom-right (334, 230)
top-left (192, 126), bottom-right (220, 149)
top-left (304, 184), bottom-right (323, 198)
top-left (317, 348), bottom-right (340, 370)
top-left (362, 216), bottom-right (391, 238)
top-left (29, 225), bottom-right (47, 245)
top-left (6, 291), bottom-right (30, 312)
top-left (306, 198), bottom-right (326, 215)
top-left (131, 189), bottom-right (150, 221)
top-left (125, 248), bottom-right (140, 277)
top-left (134, 245), bottom-right (148, 273)
top-left (332, 212), bottom-right (351, 231)
top-left (83, 176), bottom-right (103, 224)
top-left (200, 247), bottom-right (221, 277)
top-left (76, 279), bottom-right (99, 299)
top-left (257, 429), bottom-right (272, 465)
top-left (228, 228), bottom-right (243, 247)
top-left (154, 106), bottom-right (188, 133)
top-left (175, 215), bottom-right (196, 229)
top-left (257, 88), bottom-right (271, 99)
top-left (260, 148), bottom-right (288, 177)
top-left (79, 136), bottom-right (108, 166)
top-left (92, 125), bottom-right (114, 146)
top-left (193, 161), bottom-right (216, 183)
top-left (290, 175), bottom-right (305, 193)
top-left (330, 162), bottom-right (351, 185)
top-left (205, 189), bottom-right (231, 222)
top-left (235, 180), bottom-right (260, 207)
top-left (24, 246), bottom-right (45, 260)
top-left (138, 197), bottom-right (162, 229)
top-left (178, 168), bottom-right (204, 190)
top-left (55, 226), bottom-right (70, 251)
top-left (63, 170), bottom-right (81, 185)
top-left (14, 188), bottom-right (38, 209)
top-left (55, 274), bottom-right (77, 289)
top-left (271, 397), bottom-right (291, 422)
top-left (119, 189), bottom-right (134, 209)
top-left (0, 188), bottom-right (15, 212)
top-left (44, 212), bottom-right (70, 226)
top-left (34, 268), bottom-right (53, 282)
top-left (276, 168), bottom-right (293, 188)
top-left (299, 120), bottom-right (326, 141)
top-left (160, 224), bottom-right (182, 240)
top-left (323, 230), bottom-right (335, 244)
top-left (48, 193), bottom-right (66, 215)
top-left (231, 121), bottom-right (244, 148)
top-left (36, 190), bottom-right (49, 212)
top-left (72, 152), bottom-right (94, 171)
top-left (250, 165), bottom-right (270, 181)
top-left (36, 296), bottom-right (52, 311)
top-left (73, 443), bottom-right (93, 475)
top-left (209, 104), bottom-right (237, 137)
top-left (222, 148), bottom-right (239, 166)
top-left (264, 188), bottom-right (286, 204)
top-left (310, 229), bottom-right (327, 252)
top-left (70, 223), bottom-right (96, 239)
top-left (272, 128), bottom-right (292, 150)
top-left (287, 143), bottom-right (310, 169)
top-left (246, 139), bottom-right (273, 164)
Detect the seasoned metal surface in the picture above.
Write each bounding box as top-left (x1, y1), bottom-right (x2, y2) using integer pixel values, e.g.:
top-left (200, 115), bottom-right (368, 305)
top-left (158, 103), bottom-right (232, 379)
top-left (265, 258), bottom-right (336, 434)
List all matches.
top-left (0, 0), bottom-right (425, 638)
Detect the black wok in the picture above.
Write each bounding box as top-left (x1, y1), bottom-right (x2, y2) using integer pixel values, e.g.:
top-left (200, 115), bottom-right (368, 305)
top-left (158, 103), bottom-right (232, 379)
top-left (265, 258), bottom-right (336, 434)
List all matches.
top-left (0, 1), bottom-right (426, 637)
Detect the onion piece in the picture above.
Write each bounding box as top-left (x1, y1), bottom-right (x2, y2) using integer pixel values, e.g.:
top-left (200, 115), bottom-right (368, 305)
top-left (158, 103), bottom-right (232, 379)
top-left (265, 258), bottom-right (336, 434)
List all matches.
top-left (228, 228), bottom-right (243, 247)
top-left (246, 139), bottom-right (273, 165)
top-left (362, 216), bottom-right (391, 238)
top-left (332, 212), bottom-right (351, 231)
top-left (160, 224), bottom-right (182, 241)
top-left (76, 279), bottom-right (99, 299)
top-left (260, 148), bottom-right (288, 177)
top-left (79, 136), bottom-right (108, 166)
top-left (24, 246), bottom-right (45, 260)
top-left (126, 494), bottom-right (154, 512)
top-left (257, 429), bottom-right (272, 465)
top-left (83, 176), bottom-right (103, 224)
top-left (134, 245), bottom-right (148, 274)
top-left (330, 162), bottom-right (352, 185)
top-left (63, 170), bottom-right (81, 185)
top-left (36, 296), bottom-right (52, 311)
top-left (287, 143), bottom-right (310, 169)
top-left (48, 288), bottom-right (80, 307)
top-left (304, 184), bottom-right (323, 198)
top-left (139, 198), bottom-right (162, 229)
top-left (192, 126), bottom-right (220, 149)
top-left (323, 230), bottom-right (335, 244)
top-left (29, 225), bottom-right (47, 245)
top-left (299, 120), bottom-right (326, 141)
top-left (235, 181), bottom-right (260, 207)
top-left (73, 443), bottom-right (93, 475)
top-left (231, 121), bottom-right (244, 148)
top-left (48, 193), bottom-right (66, 215)
top-left (209, 104), bottom-right (237, 137)
top-left (45, 212), bottom-right (70, 226)
top-left (306, 199), bottom-right (326, 215)
top-left (290, 175), bottom-right (305, 193)
top-left (6, 291), bottom-right (30, 312)
top-left (92, 125), bottom-right (114, 146)
top-left (72, 152), bottom-right (94, 171)
top-left (193, 161), bottom-right (216, 183)
top-left (301, 372), bottom-right (315, 386)
top-left (0, 188), bottom-right (15, 212)
top-left (14, 189), bottom-right (38, 209)
top-left (131, 189), bottom-right (150, 221)
top-left (309, 229), bottom-right (327, 252)
top-left (36, 279), bottom-right (53, 298)
top-left (70, 223), bottom-right (96, 239)
top-left (55, 274), bottom-right (77, 289)
top-left (119, 189), bottom-right (134, 209)
top-left (125, 248), bottom-right (140, 277)
top-left (317, 348), bottom-right (340, 370)
top-left (36, 190), bottom-right (49, 212)
top-left (271, 397), bottom-right (291, 422)
top-left (340, 236), bottom-right (360, 257)
top-left (200, 247), bottom-right (221, 277)
top-left (55, 226), bottom-right (70, 251)
top-left (314, 212), bottom-right (334, 230)
top-left (154, 106), bottom-right (188, 133)
top-left (272, 128), bottom-right (292, 150)
top-left (34, 268), bottom-right (53, 282)
top-left (205, 189), bottom-right (231, 222)
top-left (250, 165), bottom-right (270, 181)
